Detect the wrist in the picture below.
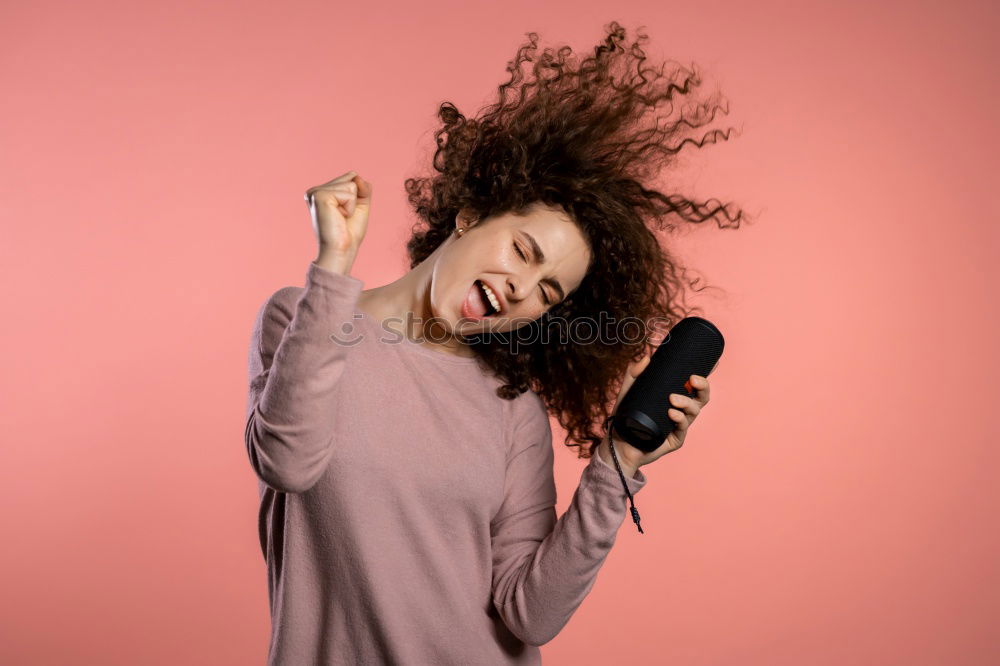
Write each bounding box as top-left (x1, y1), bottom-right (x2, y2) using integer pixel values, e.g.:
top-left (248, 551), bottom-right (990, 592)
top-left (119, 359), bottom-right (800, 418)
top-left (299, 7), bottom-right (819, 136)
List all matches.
top-left (313, 251), bottom-right (354, 276)
top-left (599, 438), bottom-right (640, 479)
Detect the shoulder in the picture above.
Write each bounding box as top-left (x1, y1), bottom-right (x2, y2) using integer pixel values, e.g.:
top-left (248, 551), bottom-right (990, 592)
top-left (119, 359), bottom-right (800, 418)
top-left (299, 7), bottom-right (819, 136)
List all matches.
top-left (513, 388), bottom-right (547, 420)
top-left (260, 285), bottom-right (302, 318)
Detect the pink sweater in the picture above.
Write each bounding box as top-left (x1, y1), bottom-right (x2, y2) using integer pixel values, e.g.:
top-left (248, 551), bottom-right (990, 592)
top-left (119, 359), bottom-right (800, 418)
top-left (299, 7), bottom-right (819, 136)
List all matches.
top-left (244, 261), bottom-right (648, 665)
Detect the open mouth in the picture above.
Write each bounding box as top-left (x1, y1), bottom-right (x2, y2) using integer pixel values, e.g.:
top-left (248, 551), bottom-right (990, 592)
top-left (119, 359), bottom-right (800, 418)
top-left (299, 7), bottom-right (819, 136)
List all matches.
top-left (476, 279), bottom-right (501, 316)
top-left (462, 279), bottom-right (502, 320)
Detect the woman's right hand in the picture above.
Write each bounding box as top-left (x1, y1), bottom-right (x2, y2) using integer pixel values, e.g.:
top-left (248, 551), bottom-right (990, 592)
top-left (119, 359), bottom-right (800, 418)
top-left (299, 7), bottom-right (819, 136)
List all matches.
top-left (304, 170), bottom-right (372, 273)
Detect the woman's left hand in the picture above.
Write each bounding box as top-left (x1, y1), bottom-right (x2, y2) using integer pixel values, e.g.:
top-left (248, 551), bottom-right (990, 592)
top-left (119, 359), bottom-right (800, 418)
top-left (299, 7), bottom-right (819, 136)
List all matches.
top-left (602, 352), bottom-right (712, 471)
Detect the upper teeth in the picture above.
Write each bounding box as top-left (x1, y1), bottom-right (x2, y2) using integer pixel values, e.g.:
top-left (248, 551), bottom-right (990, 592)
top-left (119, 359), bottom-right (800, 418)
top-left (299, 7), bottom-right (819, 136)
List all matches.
top-left (480, 281), bottom-right (501, 313)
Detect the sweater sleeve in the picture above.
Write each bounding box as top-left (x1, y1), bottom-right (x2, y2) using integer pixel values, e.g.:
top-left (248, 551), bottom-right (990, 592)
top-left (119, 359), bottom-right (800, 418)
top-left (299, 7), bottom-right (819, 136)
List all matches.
top-left (244, 261), bottom-right (364, 494)
top-left (489, 391), bottom-right (648, 647)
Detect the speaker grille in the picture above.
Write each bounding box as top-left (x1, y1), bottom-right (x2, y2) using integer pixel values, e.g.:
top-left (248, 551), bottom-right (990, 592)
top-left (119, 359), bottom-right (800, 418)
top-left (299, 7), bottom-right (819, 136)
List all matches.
top-left (613, 317), bottom-right (724, 451)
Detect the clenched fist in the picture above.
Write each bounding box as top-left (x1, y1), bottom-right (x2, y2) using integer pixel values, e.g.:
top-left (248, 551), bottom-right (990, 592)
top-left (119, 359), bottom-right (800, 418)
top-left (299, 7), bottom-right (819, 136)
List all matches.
top-left (305, 170), bottom-right (372, 275)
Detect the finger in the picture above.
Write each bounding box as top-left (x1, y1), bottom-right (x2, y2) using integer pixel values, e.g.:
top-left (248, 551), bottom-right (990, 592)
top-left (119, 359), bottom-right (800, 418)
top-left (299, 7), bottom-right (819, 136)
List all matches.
top-left (312, 189), bottom-right (354, 210)
top-left (306, 182), bottom-right (355, 204)
top-left (331, 170), bottom-right (357, 184)
top-left (325, 182), bottom-right (359, 217)
top-left (668, 392), bottom-right (701, 418)
top-left (667, 408), bottom-right (689, 431)
top-left (315, 182), bottom-right (356, 198)
top-left (616, 352), bottom-right (652, 403)
top-left (308, 172), bottom-right (358, 196)
top-left (630, 353), bottom-right (652, 378)
top-left (689, 374), bottom-right (710, 404)
top-left (329, 188), bottom-right (355, 201)
top-left (353, 175), bottom-right (373, 204)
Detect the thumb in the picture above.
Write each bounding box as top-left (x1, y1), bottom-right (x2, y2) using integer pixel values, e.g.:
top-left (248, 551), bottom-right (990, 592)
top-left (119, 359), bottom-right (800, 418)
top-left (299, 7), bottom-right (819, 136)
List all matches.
top-left (615, 351), bottom-right (653, 406)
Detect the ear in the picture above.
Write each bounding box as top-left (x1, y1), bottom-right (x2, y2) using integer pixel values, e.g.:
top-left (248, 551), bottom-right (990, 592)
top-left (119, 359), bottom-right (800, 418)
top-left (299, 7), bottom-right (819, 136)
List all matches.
top-left (455, 208), bottom-right (479, 233)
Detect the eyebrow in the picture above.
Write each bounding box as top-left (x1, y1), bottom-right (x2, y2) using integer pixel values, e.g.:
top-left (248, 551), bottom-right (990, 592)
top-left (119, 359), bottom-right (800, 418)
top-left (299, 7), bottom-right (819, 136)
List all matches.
top-left (520, 231), bottom-right (566, 302)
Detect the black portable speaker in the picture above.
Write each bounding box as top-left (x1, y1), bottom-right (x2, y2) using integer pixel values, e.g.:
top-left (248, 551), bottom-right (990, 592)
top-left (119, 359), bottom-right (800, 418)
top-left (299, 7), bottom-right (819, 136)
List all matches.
top-left (610, 316), bottom-right (725, 453)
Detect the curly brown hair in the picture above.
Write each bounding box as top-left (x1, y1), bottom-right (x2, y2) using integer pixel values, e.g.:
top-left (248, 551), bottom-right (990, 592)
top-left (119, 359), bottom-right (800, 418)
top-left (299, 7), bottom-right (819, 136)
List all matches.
top-left (403, 20), bottom-right (750, 459)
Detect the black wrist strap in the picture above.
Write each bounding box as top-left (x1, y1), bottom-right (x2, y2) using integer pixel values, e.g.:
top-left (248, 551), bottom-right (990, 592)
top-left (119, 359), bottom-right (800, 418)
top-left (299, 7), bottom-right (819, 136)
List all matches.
top-left (602, 414), bottom-right (644, 534)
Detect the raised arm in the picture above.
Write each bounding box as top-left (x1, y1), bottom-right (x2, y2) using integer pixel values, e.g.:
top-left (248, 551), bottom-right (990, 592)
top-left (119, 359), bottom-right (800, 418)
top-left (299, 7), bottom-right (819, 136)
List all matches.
top-left (245, 169), bottom-right (372, 493)
top-left (489, 391), bottom-right (648, 646)
top-left (244, 261), bottom-right (364, 493)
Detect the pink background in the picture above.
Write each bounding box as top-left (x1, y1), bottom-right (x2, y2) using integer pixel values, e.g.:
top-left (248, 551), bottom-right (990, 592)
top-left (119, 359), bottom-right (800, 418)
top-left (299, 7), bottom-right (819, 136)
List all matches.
top-left (2, 1), bottom-right (997, 663)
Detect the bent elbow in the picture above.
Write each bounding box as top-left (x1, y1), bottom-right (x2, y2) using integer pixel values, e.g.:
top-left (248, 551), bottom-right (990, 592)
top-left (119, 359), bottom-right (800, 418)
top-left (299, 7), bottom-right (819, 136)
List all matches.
top-left (510, 624), bottom-right (555, 648)
top-left (253, 456), bottom-right (321, 494)
top-left (495, 598), bottom-right (560, 648)
top-left (244, 412), bottom-right (325, 494)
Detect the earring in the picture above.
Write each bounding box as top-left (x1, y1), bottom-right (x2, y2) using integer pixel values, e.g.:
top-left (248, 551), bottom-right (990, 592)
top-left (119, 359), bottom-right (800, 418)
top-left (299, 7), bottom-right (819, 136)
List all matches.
top-left (456, 227), bottom-right (465, 237)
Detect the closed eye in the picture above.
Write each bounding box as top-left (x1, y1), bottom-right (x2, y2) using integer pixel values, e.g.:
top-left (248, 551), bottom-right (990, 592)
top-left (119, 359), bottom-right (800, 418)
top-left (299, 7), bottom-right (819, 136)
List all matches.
top-left (514, 241), bottom-right (552, 305)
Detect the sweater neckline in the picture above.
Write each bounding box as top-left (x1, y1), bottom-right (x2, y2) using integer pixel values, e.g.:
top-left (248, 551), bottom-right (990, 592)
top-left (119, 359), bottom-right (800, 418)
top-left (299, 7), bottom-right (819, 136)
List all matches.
top-left (352, 309), bottom-right (483, 365)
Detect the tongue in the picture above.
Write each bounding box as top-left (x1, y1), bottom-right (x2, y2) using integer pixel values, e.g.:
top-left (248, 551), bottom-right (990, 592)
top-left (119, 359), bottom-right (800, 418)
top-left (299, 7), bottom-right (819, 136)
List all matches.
top-left (465, 281), bottom-right (489, 317)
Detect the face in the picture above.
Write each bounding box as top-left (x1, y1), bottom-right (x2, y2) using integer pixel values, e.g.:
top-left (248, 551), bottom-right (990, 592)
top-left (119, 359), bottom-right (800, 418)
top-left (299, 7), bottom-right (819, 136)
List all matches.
top-left (429, 201), bottom-right (592, 335)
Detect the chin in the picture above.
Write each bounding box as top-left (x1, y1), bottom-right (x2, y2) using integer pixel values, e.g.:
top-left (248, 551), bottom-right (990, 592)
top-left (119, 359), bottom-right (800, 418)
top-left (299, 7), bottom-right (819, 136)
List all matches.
top-left (453, 315), bottom-right (482, 333)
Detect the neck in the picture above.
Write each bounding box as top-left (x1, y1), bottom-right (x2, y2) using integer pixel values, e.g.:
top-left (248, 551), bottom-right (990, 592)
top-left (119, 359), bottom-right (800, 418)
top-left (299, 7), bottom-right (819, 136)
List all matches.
top-left (357, 244), bottom-right (473, 358)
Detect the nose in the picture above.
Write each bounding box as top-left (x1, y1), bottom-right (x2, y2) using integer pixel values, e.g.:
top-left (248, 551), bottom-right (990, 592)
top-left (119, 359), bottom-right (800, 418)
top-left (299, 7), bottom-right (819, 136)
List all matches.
top-left (505, 273), bottom-right (536, 305)
top-left (506, 276), bottom-right (525, 304)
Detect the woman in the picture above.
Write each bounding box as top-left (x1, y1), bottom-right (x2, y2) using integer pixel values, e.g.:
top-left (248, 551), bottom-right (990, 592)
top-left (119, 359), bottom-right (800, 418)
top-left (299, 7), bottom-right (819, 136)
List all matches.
top-left (245, 21), bottom-right (742, 665)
